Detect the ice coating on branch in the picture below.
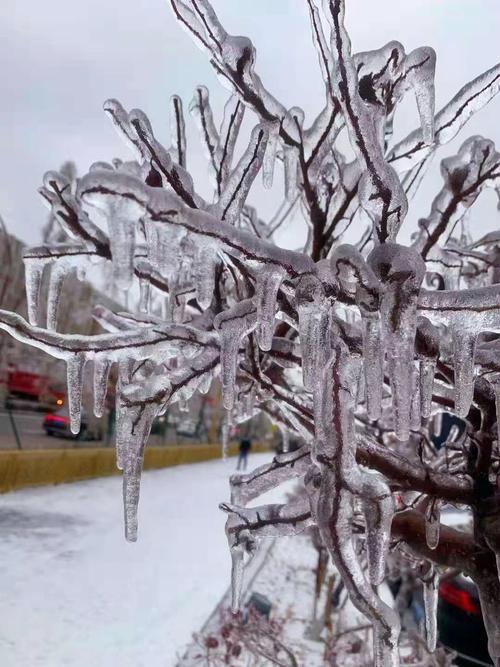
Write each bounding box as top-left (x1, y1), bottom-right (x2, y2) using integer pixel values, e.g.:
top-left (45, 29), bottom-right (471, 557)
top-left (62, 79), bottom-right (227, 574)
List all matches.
top-left (215, 94), bottom-right (245, 193)
top-left (369, 244), bottom-right (426, 440)
top-left (216, 124), bottom-right (268, 224)
top-left (214, 300), bottom-right (257, 410)
top-left (169, 95), bottom-right (186, 168)
top-left (189, 86), bottom-right (219, 176)
top-left (296, 274), bottom-right (330, 391)
top-left (354, 41), bottom-right (436, 144)
top-left (230, 447), bottom-right (311, 506)
top-left (324, 1), bottom-right (410, 243)
top-left (361, 475), bottom-right (394, 586)
top-left (220, 499), bottom-right (312, 611)
top-left (389, 63), bottom-right (500, 172)
top-left (415, 137), bottom-right (500, 263)
top-left (66, 354), bottom-right (86, 434)
top-left (423, 564), bottom-right (439, 652)
top-left (255, 266), bottom-right (286, 351)
top-left (314, 340), bottom-right (400, 666)
top-left (282, 108), bottom-right (304, 201)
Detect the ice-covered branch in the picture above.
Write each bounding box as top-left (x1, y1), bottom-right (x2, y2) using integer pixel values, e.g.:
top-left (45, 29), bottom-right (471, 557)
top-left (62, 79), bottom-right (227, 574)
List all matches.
top-left (389, 62), bottom-right (500, 172)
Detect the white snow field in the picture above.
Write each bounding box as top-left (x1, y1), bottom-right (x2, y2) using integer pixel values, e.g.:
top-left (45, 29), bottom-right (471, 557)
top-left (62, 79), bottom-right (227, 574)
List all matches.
top-left (0, 451), bottom-right (281, 667)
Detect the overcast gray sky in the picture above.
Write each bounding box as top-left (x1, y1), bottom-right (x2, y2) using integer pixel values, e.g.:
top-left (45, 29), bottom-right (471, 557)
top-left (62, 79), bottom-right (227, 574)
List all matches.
top-left (1, 0), bottom-right (499, 245)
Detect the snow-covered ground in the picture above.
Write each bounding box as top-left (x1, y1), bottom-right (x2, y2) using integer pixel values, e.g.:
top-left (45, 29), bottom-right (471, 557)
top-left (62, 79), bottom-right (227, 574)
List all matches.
top-left (0, 452), bottom-right (282, 667)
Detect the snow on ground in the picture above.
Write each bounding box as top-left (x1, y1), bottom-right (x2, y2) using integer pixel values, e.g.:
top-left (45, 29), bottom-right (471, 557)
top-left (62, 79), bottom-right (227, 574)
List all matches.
top-left (0, 451), bottom-right (287, 667)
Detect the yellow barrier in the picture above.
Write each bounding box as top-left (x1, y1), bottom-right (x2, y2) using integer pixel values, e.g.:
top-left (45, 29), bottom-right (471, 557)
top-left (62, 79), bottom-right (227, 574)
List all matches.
top-left (0, 442), bottom-right (270, 493)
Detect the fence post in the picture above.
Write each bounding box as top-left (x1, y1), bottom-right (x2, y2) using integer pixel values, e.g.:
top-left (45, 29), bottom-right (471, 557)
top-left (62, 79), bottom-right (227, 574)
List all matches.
top-left (7, 407), bottom-right (22, 450)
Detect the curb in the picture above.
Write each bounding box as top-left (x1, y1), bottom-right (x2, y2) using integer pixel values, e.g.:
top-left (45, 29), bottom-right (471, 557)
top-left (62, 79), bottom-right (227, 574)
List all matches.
top-left (0, 442), bottom-right (270, 493)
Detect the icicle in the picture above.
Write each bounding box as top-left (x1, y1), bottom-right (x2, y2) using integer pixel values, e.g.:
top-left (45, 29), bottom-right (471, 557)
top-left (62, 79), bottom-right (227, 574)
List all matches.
top-left (361, 314), bottom-right (383, 420)
top-left (197, 372), bottom-right (212, 395)
top-left (262, 128), bottom-right (278, 189)
top-left (214, 301), bottom-right (257, 411)
top-left (282, 106), bottom-right (303, 202)
top-left (138, 276), bottom-right (150, 313)
top-left (297, 304), bottom-right (330, 391)
top-left (357, 366), bottom-right (366, 404)
top-left (229, 542), bottom-right (245, 612)
top-left (279, 424), bottom-right (290, 453)
top-left (255, 267), bottom-right (286, 351)
top-left (296, 274), bottom-right (330, 392)
top-left (108, 216), bottom-right (135, 290)
top-left (452, 329), bottom-right (477, 417)
top-left (145, 223), bottom-right (160, 273)
top-left (283, 146), bottom-right (298, 201)
top-left (158, 226), bottom-right (185, 283)
top-left (93, 358), bottom-right (112, 418)
top-left (492, 379), bottom-right (500, 448)
top-left (193, 245), bottom-right (216, 309)
top-left (369, 244), bottom-right (425, 441)
top-left (218, 329), bottom-right (241, 411)
top-left (114, 398), bottom-right (127, 470)
top-left (245, 387), bottom-right (255, 416)
top-left (46, 262), bottom-right (67, 330)
top-left (76, 265), bottom-right (86, 282)
top-left (419, 359), bottom-right (435, 419)
top-left (410, 364), bottom-right (421, 431)
top-left (178, 398), bottom-right (189, 412)
top-left (425, 498), bottom-right (441, 550)
top-left (24, 259), bottom-right (44, 326)
top-left (66, 353), bottom-right (86, 434)
top-left (423, 564), bottom-right (439, 652)
top-left (119, 404), bottom-right (157, 542)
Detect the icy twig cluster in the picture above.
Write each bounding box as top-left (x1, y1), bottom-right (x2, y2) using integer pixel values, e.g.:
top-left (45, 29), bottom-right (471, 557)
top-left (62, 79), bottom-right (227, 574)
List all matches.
top-left (2, 0), bottom-right (500, 663)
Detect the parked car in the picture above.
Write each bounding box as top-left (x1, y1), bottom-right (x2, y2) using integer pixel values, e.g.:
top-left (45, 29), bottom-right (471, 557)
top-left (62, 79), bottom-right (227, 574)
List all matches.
top-left (438, 573), bottom-right (491, 666)
top-left (43, 406), bottom-right (102, 441)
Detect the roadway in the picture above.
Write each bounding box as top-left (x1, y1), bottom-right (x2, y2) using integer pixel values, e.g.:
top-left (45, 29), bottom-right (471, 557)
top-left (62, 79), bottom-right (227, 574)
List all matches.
top-left (0, 451), bottom-right (280, 666)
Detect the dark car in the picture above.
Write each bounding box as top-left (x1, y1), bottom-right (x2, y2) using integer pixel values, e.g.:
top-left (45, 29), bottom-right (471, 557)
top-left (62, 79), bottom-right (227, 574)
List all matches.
top-left (43, 406), bottom-right (102, 441)
top-left (438, 574), bottom-right (492, 666)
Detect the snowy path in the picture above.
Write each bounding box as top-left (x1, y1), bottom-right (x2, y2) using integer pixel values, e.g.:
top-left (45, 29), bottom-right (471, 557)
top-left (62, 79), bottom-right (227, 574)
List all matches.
top-left (0, 452), bottom-right (279, 667)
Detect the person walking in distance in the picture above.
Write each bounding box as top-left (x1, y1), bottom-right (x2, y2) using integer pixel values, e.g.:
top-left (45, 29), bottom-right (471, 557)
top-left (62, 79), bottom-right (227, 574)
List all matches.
top-left (237, 437), bottom-right (252, 470)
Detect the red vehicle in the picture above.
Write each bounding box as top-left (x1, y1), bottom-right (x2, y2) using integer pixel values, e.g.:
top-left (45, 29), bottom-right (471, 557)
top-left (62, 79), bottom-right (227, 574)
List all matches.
top-left (43, 405), bottom-right (102, 441)
top-left (7, 367), bottom-right (64, 406)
